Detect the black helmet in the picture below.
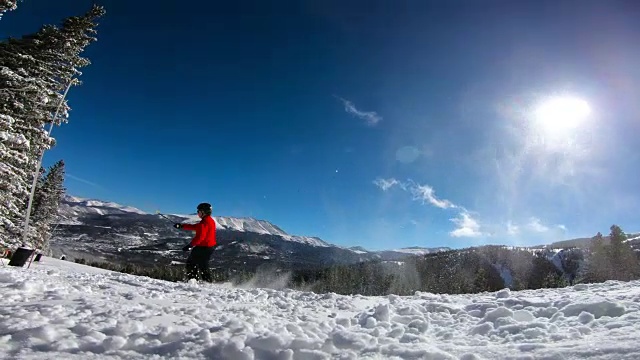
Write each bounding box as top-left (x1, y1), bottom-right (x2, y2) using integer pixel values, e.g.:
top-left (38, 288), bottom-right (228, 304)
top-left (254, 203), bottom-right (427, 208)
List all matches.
top-left (197, 202), bottom-right (212, 215)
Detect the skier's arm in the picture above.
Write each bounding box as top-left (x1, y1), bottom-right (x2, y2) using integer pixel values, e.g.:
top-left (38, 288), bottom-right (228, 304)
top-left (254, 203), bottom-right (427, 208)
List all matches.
top-left (180, 223), bottom-right (199, 231)
top-left (178, 223), bottom-right (204, 247)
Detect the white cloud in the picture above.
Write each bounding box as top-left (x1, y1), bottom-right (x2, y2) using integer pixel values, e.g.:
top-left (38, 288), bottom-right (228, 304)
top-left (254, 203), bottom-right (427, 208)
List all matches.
top-left (506, 221), bottom-right (520, 235)
top-left (450, 211), bottom-right (483, 238)
top-left (335, 96), bottom-right (382, 126)
top-left (373, 178), bottom-right (400, 191)
top-left (374, 177), bottom-right (486, 238)
top-left (501, 218), bottom-right (567, 238)
top-left (409, 183), bottom-right (456, 209)
top-left (527, 217), bottom-right (549, 232)
top-left (374, 178), bottom-right (456, 209)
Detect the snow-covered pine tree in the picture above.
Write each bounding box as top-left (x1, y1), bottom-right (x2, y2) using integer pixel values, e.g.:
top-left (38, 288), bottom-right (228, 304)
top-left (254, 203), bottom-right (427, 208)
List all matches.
top-left (0, 34), bottom-right (46, 247)
top-left (0, 1), bottom-right (20, 21)
top-left (30, 159), bottom-right (65, 252)
top-left (0, 31), bottom-right (62, 248)
top-left (0, 4), bottom-right (105, 249)
top-left (0, 113), bottom-right (31, 247)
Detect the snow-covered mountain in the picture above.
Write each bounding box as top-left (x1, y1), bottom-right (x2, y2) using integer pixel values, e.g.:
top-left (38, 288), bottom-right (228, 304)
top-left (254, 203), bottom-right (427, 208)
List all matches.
top-left (50, 195), bottom-right (445, 269)
top-left (175, 214), bottom-right (330, 248)
top-left (58, 195), bottom-right (146, 224)
top-left (60, 195), bottom-right (330, 247)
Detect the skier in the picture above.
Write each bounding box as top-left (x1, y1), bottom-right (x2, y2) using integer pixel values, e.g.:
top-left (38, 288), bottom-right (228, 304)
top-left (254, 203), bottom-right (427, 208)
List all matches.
top-left (174, 202), bottom-right (216, 282)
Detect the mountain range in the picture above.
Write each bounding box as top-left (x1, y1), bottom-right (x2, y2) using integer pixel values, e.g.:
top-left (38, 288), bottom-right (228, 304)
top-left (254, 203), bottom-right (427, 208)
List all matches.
top-left (50, 195), bottom-right (451, 271)
top-left (50, 195), bottom-right (639, 275)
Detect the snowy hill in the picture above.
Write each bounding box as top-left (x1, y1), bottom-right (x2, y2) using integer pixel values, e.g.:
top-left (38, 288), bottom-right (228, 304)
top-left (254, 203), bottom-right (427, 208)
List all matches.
top-left (2, 256), bottom-right (639, 359)
top-left (50, 195), bottom-right (443, 270)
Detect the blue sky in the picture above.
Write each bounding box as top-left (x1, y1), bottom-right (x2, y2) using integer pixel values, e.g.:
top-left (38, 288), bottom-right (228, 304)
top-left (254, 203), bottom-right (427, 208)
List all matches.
top-left (3, 0), bottom-right (640, 250)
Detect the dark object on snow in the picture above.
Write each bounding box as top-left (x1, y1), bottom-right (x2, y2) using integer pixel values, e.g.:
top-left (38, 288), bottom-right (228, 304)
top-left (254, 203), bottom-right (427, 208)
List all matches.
top-left (8, 247), bottom-right (35, 267)
top-left (60, 255), bottom-right (66, 260)
top-left (34, 253), bottom-right (43, 262)
top-left (185, 246), bottom-right (216, 282)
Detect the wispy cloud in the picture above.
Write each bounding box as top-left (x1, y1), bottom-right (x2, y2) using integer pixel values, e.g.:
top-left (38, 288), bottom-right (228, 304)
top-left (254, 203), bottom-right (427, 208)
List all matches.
top-left (373, 178), bottom-right (400, 191)
top-left (66, 173), bottom-right (104, 189)
top-left (409, 183), bottom-right (456, 209)
top-left (373, 177), bottom-right (571, 241)
top-left (374, 178), bottom-right (457, 209)
top-left (334, 95), bottom-right (382, 126)
top-left (373, 177), bottom-right (485, 238)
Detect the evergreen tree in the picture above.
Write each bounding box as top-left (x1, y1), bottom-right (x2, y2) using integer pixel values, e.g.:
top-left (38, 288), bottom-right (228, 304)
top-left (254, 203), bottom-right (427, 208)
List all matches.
top-left (0, 5), bottom-right (104, 248)
top-left (0, 0), bottom-right (20, 21)
top-left (582, 231), bottom-right (609, 283)
top-left (0, 35), bottom-right (52, 246)
top-left (607, 225), bottom-right (639, 281)
top-left (0, 116), bottom-right (30, 246)
top-left (30, 159), bottom-right (65, 251)
top-left (527, 251), bottom-right (562, 289)
top-left (560, 248), bottom-right (583, 285)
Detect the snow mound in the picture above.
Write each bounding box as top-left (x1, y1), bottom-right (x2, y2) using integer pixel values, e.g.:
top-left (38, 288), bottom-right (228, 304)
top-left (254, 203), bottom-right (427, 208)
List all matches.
top-left (1, 257), bottom-right (640, 359)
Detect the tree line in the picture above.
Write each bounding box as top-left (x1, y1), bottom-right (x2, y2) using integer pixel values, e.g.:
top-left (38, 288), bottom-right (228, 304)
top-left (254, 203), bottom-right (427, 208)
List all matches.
top-left (0, 2), bottom-right (105, 252)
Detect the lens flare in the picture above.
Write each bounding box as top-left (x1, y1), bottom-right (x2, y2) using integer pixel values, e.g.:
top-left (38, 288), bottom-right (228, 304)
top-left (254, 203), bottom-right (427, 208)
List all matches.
top-left (534, 96), bottom-right (591, 136)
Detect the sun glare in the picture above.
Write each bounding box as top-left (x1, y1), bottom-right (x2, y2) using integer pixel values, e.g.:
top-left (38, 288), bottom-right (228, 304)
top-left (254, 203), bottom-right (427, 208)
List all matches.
top-left (534, 96), bottom-right (591, 135)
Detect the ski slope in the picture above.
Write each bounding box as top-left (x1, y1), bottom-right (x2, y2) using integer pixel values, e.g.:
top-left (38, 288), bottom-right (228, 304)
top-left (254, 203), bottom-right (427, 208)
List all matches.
top-left (1, 258), bottom-right (640, 359)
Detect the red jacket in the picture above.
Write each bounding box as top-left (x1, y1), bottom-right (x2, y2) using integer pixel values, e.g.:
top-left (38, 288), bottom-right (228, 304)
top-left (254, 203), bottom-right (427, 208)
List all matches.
top-left (182, 215), bottom-right (216, 247)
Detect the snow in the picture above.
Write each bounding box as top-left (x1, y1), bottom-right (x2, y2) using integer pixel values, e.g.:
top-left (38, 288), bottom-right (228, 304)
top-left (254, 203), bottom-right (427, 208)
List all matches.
top-left (2, 257), bottom-right (640, 359)
top-left (391, 247), bottom-right (450, 255)
top-left (281, 235), bottom-right (330, 248)
top-left (58, 195), bottom-right (147, 221)
top-left (625, 234), bottom-right (640, 243)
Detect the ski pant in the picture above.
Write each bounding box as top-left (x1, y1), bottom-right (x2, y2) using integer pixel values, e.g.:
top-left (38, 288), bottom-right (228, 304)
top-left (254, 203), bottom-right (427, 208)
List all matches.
top-left (185, 246), bottom-right (216, 282)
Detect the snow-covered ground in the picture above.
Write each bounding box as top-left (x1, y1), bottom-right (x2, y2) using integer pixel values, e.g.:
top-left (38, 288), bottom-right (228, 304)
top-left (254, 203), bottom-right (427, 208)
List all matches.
top-left (1, 258), bottom-right (640, 359)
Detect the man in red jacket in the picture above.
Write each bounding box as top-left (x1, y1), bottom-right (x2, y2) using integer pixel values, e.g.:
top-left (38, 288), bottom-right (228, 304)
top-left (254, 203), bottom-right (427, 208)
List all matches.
top-left (174, 202), bottom-right (217, 282)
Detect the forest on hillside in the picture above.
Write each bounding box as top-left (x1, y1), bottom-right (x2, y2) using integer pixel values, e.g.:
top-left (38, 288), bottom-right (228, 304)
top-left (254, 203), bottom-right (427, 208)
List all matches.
top-left (72, 224), bottom-right (640, 296)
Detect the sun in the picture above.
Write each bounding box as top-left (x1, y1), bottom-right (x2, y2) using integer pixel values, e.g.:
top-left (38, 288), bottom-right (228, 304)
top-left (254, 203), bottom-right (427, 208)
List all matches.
top-left (534, 96), bottom-right (591, 135)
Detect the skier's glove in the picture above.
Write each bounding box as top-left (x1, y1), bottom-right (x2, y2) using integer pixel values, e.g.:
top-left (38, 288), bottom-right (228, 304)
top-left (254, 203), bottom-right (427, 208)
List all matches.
top-left (182, 245), bottom-right (191, 252)
top-left (173, 223), bottom-right (182, 229)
